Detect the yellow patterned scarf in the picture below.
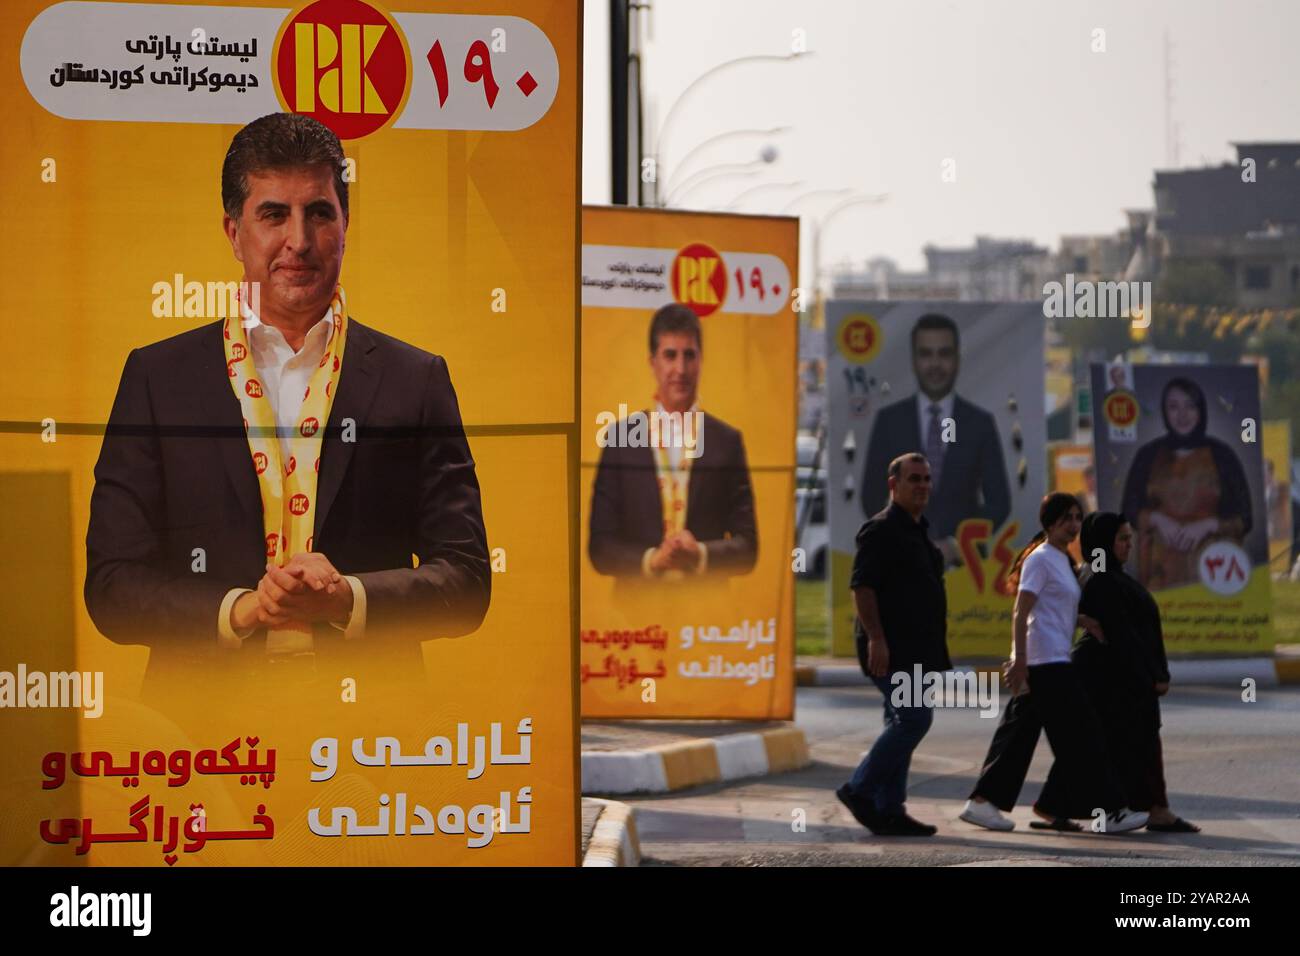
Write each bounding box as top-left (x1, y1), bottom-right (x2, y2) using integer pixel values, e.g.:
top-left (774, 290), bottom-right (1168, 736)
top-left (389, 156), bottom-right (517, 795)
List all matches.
top-left (224, 285), bottom-right (348, 654)
top-left (650, 398), bottom-right (698, 536)
top-left (653, 443), bottom-right (691, 536)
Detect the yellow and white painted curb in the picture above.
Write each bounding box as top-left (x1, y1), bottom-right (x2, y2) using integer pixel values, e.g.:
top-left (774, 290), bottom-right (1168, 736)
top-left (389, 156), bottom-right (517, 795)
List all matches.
top-left (582, 797), bottom-right (641, 867)
top-left (581, 725), bottom-right (810, 795)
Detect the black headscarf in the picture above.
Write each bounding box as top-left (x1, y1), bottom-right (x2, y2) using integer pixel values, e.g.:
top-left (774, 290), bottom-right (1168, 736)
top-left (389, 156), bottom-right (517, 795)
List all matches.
top-left (1080, 511), bottom-right (1127, 576)
top-left (1076, 511), bottom-right (1171, 692)
top-left (1120, 377), bottom-right (1254, 538)
top-left (1159, 377), bottom-right (1208, 450)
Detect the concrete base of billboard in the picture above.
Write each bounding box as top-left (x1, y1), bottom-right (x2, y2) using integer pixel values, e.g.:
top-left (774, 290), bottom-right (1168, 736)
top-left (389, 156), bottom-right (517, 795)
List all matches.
top-left (795, 652), bottom-right (1300, 688)
top-left (581, 724), bottom-right (810, 795)
top-left (582, 797), bottom-right (641, 867)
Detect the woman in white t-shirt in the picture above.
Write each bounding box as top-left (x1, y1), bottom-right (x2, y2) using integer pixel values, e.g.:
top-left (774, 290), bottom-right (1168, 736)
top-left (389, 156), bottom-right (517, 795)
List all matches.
top-left (961, 493), bottom-right (1148, 834)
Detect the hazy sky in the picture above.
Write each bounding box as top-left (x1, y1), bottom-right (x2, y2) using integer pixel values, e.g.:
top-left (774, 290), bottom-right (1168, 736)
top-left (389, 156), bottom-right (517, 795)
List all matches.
top-left (582, 0), bottom-right (1300, 289)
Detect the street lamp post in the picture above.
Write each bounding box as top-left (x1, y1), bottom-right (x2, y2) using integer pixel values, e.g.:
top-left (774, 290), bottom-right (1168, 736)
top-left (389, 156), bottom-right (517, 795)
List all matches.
top-left (669, 168), bottom-right (764, 207)
top-left (724, 180), bottom-right (805, 210)
top-left (792, 190), bottom-right (887, 549)
top-left (663, 126), bottom-right (790, 198)
top-left (650, 52), bottom-right (808, 205)
top-left (666, 148), bottom-right (779, 207)
top-left (811, 194), bottom-right (889, 301)
top-left (781, 187), bottom-right (852, 216)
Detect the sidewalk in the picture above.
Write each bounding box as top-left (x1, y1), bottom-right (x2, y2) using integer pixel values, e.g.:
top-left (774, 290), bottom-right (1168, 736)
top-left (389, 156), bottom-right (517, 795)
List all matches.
top-left (797, 648), bottom-right (1300, 688)
top-left (582, 720), bottom-right (809, 796)
top-left (623, 684), bottom-right (1300, 866)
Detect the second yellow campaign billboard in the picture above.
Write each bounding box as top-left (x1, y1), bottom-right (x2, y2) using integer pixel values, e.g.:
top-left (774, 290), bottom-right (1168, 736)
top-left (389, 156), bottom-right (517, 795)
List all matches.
top-left (2, 0), bottom-right (580, 866)
top-left (580, 208), bottom-right (798, 719)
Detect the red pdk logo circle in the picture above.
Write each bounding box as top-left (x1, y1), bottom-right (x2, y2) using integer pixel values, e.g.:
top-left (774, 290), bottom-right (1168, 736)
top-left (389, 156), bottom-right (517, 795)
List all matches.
top-left (273, 0), bottom-right (412, 140)
top-left (671, 242), bottom-right (728, 317)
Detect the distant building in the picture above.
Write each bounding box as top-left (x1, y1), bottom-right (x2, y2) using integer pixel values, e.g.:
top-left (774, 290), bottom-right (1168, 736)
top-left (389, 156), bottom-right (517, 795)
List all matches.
top-left (923, 237), bottom-right (1053, 301)
top-left (829, 256), bottom-right (960, 300)
top-left (828, 238), bottom-right (1052, 302)
top-left (1153, 142), bottom-right (1300, 308)
top-left (1057, 210), bottom-right (1155, 284)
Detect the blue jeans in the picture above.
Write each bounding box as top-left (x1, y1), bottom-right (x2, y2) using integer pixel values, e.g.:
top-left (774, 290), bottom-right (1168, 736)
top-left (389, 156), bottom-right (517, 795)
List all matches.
top-left (848, 673), bottom-right (935, 815)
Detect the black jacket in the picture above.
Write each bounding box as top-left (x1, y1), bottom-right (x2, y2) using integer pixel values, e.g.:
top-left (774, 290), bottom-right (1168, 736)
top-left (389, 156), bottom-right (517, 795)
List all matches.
top-left (862, 392), bottom-right (1011, 541)
top-left (587, 411), bottom-right (757, 577)
top-left (85, 318), bottom-right (490, 685)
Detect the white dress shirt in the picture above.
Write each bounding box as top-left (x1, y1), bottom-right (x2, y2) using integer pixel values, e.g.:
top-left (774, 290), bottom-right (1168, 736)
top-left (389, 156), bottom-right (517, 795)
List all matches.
top-left (217, 307), bottom-right (367, 648)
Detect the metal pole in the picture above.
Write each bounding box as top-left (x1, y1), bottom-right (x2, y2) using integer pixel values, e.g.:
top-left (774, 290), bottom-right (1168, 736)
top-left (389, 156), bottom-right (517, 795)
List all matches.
top-left (628, 2), bottom-right (646, 205)
top-left (609, 0), bottom-right (629, 204)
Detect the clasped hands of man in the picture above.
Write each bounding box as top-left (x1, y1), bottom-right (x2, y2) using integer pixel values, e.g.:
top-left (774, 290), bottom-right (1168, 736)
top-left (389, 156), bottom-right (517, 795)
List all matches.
top-left (230, 552), bottom-right (353, 630)
top-left (648, 529), bottom-right (703, 574)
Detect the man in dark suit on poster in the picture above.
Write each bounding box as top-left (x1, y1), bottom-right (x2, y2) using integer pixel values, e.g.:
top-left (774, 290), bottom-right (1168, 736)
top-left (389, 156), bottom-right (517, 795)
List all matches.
top-left (85, 113), bottom-right (490, 689)
top-left (861, 313), bottom-right (1010, 565)
top-left (588, 303), bottom-right (758, 581)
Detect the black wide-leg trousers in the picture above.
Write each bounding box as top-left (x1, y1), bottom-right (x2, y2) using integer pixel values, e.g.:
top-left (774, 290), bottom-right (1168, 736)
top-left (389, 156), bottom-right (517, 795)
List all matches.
top-left (970, 662), bottom-right (1127, 818)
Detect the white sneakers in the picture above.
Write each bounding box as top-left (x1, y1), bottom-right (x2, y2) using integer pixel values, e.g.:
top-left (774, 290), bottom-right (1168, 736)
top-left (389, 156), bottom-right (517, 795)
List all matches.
top-left (1102, 808), bottom-right (1150, 833)
top-left (958, 800), bottom-right (1151, 835)
top-left (960, 799), bottom-right (1015, 831)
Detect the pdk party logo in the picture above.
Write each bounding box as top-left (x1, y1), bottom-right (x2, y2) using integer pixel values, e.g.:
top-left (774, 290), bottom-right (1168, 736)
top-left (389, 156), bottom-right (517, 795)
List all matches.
top-left (273, 0), bottom-right (412, 140)
top-left (1103, 390), bottom-right (1138, 428)
top-left (671, 242), bottom-right (727, 318)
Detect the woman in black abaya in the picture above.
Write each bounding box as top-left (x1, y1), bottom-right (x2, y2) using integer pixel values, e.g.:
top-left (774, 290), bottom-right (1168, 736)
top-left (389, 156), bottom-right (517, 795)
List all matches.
top-left (1075, 512), bottom-right (1199, 832)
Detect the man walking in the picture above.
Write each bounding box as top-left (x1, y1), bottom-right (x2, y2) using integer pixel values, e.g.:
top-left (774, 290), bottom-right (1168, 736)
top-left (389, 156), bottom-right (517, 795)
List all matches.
top-left (837, 452), bottom-right (951, 836)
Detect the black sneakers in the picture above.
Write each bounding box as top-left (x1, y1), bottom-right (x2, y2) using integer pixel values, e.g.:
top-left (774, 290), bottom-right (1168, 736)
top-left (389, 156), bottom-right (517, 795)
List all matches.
top-left (836, 784), bottom-right (880, 830)
top-left (877, 813), bottom-right (938, 837)
top-left (837, 785), bottom-right (937, 836)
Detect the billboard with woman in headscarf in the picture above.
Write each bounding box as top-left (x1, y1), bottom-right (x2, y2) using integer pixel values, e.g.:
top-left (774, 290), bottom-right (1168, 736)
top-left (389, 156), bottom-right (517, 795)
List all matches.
top-left (1091, 364), bottom-right (1273, 653)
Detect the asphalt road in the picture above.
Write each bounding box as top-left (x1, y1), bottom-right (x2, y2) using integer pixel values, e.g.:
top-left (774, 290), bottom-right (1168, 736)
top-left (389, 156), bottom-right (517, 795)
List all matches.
top-left (627, 683), bottom-right (1300, 866)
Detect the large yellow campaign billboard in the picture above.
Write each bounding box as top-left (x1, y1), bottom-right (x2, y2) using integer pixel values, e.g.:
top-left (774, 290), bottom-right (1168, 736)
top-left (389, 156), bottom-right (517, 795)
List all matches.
top-left (580, 207), bottom-right (798, 719)
top-left (1, 0), bottom-right (580, 865)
